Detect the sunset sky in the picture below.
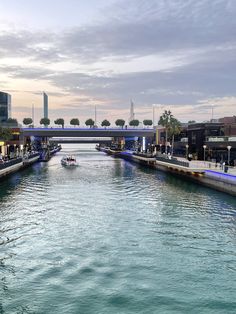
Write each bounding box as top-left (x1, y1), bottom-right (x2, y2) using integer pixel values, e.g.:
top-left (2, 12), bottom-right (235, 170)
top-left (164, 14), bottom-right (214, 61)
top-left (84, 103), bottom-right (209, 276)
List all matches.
top-left (0, 0), bottom-right (235, 126)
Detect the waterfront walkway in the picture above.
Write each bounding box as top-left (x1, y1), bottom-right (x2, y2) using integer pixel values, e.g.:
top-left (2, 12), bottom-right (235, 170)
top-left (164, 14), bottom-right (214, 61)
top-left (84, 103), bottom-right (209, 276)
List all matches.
top-left (177, 157), bottom-right (236, 176)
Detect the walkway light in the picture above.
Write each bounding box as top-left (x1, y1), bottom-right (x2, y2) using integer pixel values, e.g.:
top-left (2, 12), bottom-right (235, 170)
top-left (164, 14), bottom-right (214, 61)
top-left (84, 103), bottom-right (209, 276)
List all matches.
top-left (203, 145), bottom-right (207, 162)
top-left (227, 145), bottom-right (232, 164)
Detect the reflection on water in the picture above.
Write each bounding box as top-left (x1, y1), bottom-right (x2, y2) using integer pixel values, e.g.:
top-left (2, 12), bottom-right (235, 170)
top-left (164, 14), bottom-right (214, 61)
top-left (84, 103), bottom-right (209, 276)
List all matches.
top-left (0, 144), bottom-right (236, 314)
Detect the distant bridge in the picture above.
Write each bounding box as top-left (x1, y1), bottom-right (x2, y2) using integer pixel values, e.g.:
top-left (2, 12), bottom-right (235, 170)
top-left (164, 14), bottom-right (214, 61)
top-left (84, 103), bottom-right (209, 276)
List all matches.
top-left (50, 137), bottom-right (113, 144)
top-left (22, 127), bottom-right (155, 138)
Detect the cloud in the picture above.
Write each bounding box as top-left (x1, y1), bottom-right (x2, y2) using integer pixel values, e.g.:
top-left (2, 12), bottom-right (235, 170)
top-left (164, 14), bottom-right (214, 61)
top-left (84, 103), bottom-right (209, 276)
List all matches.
top-left (0, 0), bottom-right (236, 123)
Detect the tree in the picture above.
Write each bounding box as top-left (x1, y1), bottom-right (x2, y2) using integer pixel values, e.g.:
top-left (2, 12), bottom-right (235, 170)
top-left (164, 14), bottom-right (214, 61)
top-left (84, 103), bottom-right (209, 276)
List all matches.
top-left (6, 118), bottom-right (18, 126)
top-left (23, 118), bottom-right (33, 126)
top-left (188, 120), bottom-right (196, 124)
top-left (54, 118), bottom-right (64, 128)
top-left (168, 118), bottom-right (182, 156)
top-left (143, 119), bottom-right (153, 127)
top-left (40, 118), bottom-right (50, 127)
top-left (85, 118), bottom-right (95, 128)
top-left (70, 118), bottom-right (80, 127)
top-left (158, 110), bottom-right (173, 154)
top-left (101, 119), bottom-right (111, 129)
top-left (115, 119), bottom-right (125, 128)
top-left (0, 127), bottom-right (12, 141)
top-left (129, 119), bottom-right (140, 128)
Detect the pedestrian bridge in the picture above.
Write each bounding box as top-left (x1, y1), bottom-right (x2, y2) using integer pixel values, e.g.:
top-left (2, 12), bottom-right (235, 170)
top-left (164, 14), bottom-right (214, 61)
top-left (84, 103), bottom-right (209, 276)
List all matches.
top-left (22, 127), bottom-right (155, 138)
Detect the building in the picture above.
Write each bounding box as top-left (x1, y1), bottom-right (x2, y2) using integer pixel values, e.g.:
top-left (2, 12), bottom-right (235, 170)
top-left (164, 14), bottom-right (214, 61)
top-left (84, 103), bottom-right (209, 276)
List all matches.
top-left (187, 122), bottom-right (223, 160)
top-left (129, 99), bottom-right (135, 123)
top-left (187, 119), bottom-right (236, 163)
top-left (43, 92), bottom-right (48, 118)
top-left (0, 91), bottom-right (11, 124)
top-left (219, 116), bottom-right (236, 136)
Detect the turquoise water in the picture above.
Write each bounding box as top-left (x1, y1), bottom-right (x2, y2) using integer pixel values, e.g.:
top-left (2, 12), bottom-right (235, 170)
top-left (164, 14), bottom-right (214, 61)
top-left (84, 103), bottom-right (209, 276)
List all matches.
top-left (0, 144), bottom-right (236, 314)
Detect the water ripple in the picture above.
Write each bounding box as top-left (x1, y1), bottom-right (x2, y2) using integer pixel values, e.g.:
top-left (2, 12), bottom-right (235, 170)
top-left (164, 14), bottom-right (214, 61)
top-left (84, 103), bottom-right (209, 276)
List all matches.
top-left (0, 144), bottom-right (236, 313)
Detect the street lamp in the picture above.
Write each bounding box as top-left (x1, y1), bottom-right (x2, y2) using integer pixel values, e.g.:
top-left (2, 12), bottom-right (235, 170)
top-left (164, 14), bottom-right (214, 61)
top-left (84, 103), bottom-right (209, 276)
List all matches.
top-left (203, 145), bottom-right (207, 162)
top-left (185, 144), bottom-right (189, 159)
top-left (227, 145), bottom-right (232, 164)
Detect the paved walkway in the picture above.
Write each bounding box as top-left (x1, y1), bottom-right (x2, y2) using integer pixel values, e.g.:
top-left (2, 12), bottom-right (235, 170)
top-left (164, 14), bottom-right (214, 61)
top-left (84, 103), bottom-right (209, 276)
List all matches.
top-left (176, 157), bottom-right (236, 176)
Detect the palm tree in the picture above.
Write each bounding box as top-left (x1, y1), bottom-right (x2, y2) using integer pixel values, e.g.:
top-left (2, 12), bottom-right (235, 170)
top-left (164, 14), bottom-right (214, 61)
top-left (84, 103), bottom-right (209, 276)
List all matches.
top-left (158, 110), bottom-right (173, 154)
top-left (101, 119), bottom-right (111, 129)
top-left (70, 118), bottom-right (80, 127)
top-left (168, 118), bottom-right (182, 156)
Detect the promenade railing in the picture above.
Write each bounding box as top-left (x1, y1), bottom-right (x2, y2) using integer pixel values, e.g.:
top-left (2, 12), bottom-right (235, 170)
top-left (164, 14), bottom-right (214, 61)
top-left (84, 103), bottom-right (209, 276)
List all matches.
top-left (156, 155), bottom-right (190, 168)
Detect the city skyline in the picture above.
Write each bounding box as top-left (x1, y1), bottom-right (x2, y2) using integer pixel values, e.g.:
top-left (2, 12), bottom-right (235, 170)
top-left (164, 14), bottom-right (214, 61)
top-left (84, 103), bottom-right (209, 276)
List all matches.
top-left (0, 0), bottom-right (235, 124)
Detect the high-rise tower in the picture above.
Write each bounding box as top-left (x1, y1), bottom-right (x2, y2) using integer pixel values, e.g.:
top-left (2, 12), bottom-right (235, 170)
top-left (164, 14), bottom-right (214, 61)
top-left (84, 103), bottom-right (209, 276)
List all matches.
top-left (129, 99), bottom-right (135, 122)
top-left (43, 92), bottom-right (48, 118)
top-left (0, 91), bottom-right (11, 124)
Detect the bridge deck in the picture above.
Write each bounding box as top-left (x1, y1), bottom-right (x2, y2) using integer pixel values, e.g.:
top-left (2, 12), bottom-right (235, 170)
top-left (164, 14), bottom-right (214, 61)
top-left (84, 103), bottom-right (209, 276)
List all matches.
top-left (22, 127), bottom-right (155, 138)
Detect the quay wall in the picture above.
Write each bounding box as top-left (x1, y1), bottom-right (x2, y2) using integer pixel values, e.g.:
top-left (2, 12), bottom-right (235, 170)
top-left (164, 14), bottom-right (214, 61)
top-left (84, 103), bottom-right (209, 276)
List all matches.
top-left (0, 155), bottom-right (40, 180)
top-left (0, 161), bottom-right (23, 179)
top-left (105, 150), bottom-right (236, 197)
top-left (155, 160), bottom-right (236, 197)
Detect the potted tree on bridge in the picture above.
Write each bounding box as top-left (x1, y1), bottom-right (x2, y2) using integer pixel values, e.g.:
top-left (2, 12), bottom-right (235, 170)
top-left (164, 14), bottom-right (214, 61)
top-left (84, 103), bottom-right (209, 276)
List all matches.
top-left (129, 119), bottom-right (140, 128)
top-left (143, 119), bottom-right (153, 128)
top-left (70, 118), bottom-right (80, 128)
top-left (40, 118), bottom-right (50, 128)
top-left (23, 118), bottom-right (33, 127)
top-left (115, 119), bottom-right (125, 129)
top-left (85, 118), bottom-right (95, 128)
top-left (54, 118), bottom-right (65, 128)
top-left (101, 119), bottom-right (111, 129)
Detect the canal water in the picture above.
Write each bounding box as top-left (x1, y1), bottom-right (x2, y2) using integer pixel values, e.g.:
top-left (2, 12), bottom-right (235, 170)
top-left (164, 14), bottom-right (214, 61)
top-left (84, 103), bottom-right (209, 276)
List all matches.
top-left (0, 145), bottom-right (236, 314)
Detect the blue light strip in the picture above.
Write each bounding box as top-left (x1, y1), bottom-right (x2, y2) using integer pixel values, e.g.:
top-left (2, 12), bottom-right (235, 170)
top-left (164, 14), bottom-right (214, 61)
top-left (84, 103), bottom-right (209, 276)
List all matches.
top-left (205, 170), bottom-right (236, 180)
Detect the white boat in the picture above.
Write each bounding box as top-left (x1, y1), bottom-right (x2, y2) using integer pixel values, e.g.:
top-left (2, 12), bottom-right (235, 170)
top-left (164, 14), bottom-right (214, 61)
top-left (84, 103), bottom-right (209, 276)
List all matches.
top-left (61, 155), bottom-right (78, 167)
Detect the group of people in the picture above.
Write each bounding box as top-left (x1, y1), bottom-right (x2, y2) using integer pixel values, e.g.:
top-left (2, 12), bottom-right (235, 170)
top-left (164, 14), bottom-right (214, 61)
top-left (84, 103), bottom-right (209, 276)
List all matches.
top-left (0, 153), bottom-right (10, 164)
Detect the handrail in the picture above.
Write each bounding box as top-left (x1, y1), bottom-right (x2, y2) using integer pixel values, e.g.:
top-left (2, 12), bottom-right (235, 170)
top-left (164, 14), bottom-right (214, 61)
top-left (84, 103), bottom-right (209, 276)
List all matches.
top-left (156, 156), bottom-right (190, 167)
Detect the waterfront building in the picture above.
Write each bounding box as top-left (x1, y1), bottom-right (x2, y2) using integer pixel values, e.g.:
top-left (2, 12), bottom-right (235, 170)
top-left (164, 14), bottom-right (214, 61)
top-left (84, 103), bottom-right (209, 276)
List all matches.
top-left (43, 92), bottom-right (48, 118)
top-left (187, 122), bottom-right (223, 160)
top-left (187, 119), bottom-right (236, 162)
top-left (0, 91), bottom-right (11, 124)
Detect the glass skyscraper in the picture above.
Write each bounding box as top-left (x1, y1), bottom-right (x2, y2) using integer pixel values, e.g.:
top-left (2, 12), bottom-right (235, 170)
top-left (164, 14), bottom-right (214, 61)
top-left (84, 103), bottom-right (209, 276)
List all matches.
top-left (0, 91), bottom-right (11, 124)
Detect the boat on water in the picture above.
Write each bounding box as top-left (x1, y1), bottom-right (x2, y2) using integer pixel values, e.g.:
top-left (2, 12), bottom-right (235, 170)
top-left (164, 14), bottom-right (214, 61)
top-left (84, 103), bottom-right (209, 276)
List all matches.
top-left (61, 155), bottom-right (78, 167)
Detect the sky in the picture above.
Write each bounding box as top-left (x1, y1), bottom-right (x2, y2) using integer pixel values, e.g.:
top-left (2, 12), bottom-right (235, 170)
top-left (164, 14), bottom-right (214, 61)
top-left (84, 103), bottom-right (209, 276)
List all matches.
top-left (0, 0), bottom-right (235, 125)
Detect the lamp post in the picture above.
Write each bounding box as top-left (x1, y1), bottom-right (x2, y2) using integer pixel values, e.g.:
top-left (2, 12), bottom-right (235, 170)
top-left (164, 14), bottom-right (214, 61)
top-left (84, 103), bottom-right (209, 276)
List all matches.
top-left (185, 144), bottom-right (189, 159)
top-left (203, 145), bottom-right (207, 162)
top-left (227, 145), bottom-right (232, 164)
